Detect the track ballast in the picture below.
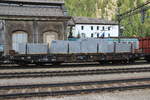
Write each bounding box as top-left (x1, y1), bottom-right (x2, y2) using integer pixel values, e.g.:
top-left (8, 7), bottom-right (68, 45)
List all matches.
top-left (1, 67), bottom-right (150, 78)
top-left (1, 77), bottom-right (150, 99)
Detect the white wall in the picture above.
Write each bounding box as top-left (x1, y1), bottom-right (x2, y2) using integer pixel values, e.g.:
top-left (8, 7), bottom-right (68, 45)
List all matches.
top-left (72, 24), bottom-right (119, 38)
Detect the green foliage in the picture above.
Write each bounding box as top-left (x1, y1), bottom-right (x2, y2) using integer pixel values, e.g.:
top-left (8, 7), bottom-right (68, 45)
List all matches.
top-left (118, 0), bottom-right (150, 37)
top-left (65, 0), bottom-right (150, 37)
top-left (65, 0), bottom-right (97, 17)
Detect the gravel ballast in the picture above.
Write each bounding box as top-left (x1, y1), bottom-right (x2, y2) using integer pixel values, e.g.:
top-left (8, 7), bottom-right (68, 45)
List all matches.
top-left (1, 72), bottom-right (150, 86)
top-left (11, 89), bottom-right (150, 100)
top-left (1, 63), bottom-right (150, 73)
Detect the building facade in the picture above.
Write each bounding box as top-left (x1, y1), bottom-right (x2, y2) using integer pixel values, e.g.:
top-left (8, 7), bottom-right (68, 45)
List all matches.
top-left (68, 17), bottom-right (119, 38)
top-left (0, 0), bottom-right (70, 54)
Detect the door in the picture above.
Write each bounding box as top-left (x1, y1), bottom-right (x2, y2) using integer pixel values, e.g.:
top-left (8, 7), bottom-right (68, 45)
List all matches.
top-left (12, 31), bottom-right (28, 52)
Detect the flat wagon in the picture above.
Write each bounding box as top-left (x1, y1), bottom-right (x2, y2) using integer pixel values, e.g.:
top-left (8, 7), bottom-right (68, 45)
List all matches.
top-left (10, 37), bottom-right (145, 65)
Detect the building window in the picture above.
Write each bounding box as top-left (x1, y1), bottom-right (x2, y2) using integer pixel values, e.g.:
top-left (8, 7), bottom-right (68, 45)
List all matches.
top-left (81, 33), bottom-right (86, 38)
top-left (108, 27), bottom-right (111, 30)
top-left (91, 33), bottom-right (94, 37)
top-left (102, 26), bottom-right (105, 30)
top-left (97, 33), bottom-right (99, 38)
top-left (97, 26), bottom-right (99, 30)
top-left (81, 26), bottom-right (84, 30)
top-left (101, 32), bottom-right (105, 37)
top-left (91, 26), bottom-right (93, 30)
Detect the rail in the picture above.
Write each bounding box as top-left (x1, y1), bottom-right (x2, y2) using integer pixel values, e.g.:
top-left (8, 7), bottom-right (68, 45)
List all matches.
top-left (1, 67), bottom-right (150, 78)
top-left (1, 77), bottom-right (150, 99)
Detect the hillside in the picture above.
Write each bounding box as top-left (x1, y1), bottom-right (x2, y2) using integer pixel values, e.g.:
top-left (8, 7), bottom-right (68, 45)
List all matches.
top-left (65, 0), bottom-right (150, 37)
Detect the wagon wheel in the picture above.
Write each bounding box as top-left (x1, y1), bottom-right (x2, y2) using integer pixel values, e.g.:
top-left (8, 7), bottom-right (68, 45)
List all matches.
top-left (16, 61), bottom-right (29, 66)
top-left (99, 61), bottom-right (108, 65)
top-left (121, 60), bottom-right (128, 64)
top-left (129, 59), bottom-right (135, 64)
top-left (35, 63), bottom-right (45, 66)
top-left (145, 56), bottom-right (150, 62)
top-left (52, 62), bottom-right (62, 66)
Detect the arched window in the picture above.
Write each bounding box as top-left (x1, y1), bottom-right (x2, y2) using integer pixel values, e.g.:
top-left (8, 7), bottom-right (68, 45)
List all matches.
top-left (97, 26), bottom-right (99, 30)
top-left (97, 33), bottom-right (99, 38)
top-left (91, 33), bottom-right (94, 37)
top-left (12, 31), bottom-right (28, 52)
top-left (108, 27), bottom-right (111, 30)
top-left (81, 26), bottom-right (84, 30)
top-left (91, 26), bottom-right (93, 30)
top-left (102, 26), bottom-right (105, 30)
top-left (43, 31), bottom-right (58, 46)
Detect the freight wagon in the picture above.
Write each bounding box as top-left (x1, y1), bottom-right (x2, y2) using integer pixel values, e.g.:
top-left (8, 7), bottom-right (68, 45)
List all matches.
top-left (139, 37), bottom-right (150, 62)
top-left (0, 37), bottom-right (150, 65)
top-left (5, 37), bottom-right (144, 65)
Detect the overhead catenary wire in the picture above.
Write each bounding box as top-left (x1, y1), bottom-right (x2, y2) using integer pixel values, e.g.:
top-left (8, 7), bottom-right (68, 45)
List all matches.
top-left (118, 1), bottom-right (150, 21)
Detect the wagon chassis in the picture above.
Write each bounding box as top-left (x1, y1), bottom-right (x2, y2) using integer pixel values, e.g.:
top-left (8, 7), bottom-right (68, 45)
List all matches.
top-left (10, 52), bottom-right (143, 65)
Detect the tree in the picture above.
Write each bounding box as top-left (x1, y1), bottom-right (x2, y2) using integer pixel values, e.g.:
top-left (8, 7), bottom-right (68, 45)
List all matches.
top-left (65, 0), bottom-right (150, 37)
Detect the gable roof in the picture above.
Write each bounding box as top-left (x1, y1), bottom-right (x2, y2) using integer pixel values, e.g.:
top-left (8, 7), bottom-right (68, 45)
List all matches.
top-left (0, 6), bottom-right (64, 17)
top-left (0, 0), bottom-right (66, 17)
top-left (68, 16), bottom-right (118, 26)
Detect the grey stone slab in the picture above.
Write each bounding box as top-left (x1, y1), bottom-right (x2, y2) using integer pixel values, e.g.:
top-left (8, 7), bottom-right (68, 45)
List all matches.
top-left (68, 41), bottom-right (81, 53)
top-left (18, 43), bottom-right (26, 54)
top-left (98, 42), bottom-right (114, 53)
top-left (116, 43), bottom-right (132, 53)
top-left (80, 38), bottom-right (100, 53)
top-left (18, 43), bottom-right (48, 54)
top-left (50, 40), bottom-right (68, 54)
top-left (27, 43), bottom-right (48, 54)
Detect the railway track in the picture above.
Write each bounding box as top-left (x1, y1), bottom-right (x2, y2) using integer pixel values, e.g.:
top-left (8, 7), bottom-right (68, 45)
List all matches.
top-left (0, 61), bottom-right (148, 70)
top-left (1, 67), bottom-right (150, 78)
top-left (1, 77), bottom-right (150, 99)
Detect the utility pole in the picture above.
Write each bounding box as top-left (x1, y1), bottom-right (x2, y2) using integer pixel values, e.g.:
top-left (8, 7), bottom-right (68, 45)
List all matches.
top-left (141, 8), bottom-right (146, 24)
top-left (117, 7), bottom-right (121, 37)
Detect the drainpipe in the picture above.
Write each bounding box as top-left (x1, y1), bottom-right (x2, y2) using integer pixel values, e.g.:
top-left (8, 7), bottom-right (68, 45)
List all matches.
top-left (33, 20), bottom-right (38, 43)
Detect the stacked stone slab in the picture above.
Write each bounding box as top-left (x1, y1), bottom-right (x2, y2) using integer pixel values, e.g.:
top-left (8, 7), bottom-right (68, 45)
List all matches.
top-left (49, 40), bottom-right (68, 54)
top-left (18, 38), bottom-right (139, 54)
top-left (69, 41), bottom-right (81, 53)
top-left (49, 38), bottom-right (139, 54)
top-left (18, 43), bottom-right (48, 54)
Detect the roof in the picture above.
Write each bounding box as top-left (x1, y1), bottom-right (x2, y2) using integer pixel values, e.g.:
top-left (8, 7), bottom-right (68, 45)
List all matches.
top-left (68, 16), bottom-right (118, 26)
top-left (0, 0), bottom-right (64, 4)
top-left (0, 0), bottom-right (66, 17)
top-left (68, 18), bottom-right (75, 26)
top-left (0, 5), bottom-right (64, 17)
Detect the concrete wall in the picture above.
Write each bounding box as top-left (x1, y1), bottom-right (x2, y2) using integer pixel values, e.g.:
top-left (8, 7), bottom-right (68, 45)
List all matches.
top-left (4, 20), bottom-right (66, 54)
top-left (0, 0), bottom-right (70, 54)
